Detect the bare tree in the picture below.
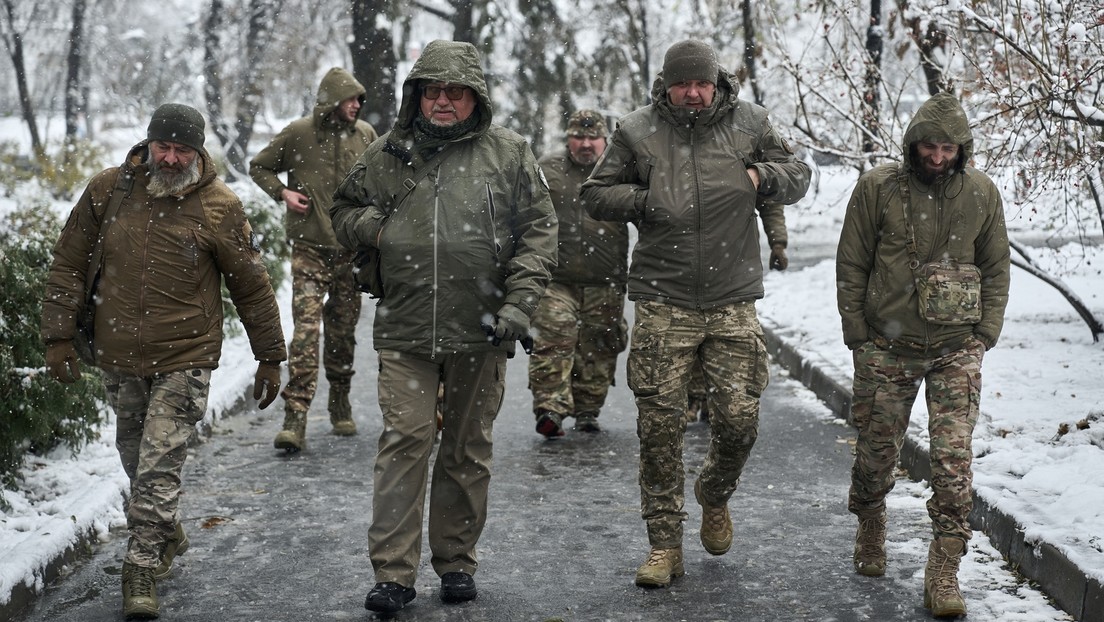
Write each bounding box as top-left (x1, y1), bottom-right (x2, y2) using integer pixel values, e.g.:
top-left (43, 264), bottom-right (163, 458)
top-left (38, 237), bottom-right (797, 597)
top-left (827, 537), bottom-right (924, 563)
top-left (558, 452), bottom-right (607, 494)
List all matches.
top-left (862, 0), bottom-right (884, 154)
top-left (0, 0), bottom-right (45, 161)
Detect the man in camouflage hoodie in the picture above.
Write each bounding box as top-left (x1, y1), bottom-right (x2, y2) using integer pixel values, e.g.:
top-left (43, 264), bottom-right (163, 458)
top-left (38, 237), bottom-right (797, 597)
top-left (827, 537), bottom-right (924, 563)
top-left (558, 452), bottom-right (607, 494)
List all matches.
top-left (41, 103), bottom-right (286, 619)
top-left (529, 109), bottom-right (629, 437)
top-left (836, 92), bottom-right (1010, 618)
top-left (581, 39), bottom-right (811, 589)
top-left (250, 67), bottom-right (378, 451)
top-left (330, 40), bottom-right (556, 614)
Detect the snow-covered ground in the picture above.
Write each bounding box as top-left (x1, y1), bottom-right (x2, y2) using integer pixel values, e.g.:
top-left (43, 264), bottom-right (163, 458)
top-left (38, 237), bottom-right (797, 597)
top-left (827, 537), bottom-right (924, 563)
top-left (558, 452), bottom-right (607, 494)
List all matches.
top-left (2, 115), bottom-right (1101, 620)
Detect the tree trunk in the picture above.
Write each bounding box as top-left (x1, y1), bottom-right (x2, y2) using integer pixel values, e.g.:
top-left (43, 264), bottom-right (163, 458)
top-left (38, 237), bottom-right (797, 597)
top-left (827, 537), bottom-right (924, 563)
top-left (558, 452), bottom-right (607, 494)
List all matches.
top-left (741, 0), bottom-right (763, 105)
top-left (1, 0), bottom-right (44, 161)
top-left (350, 0), bottom-right (397, 132)
top-left (861, 0), bottom-right (883, 154)
top-left (64, 0), bottom-right (87, 161)
top-left (225, 0), bottom-right (284, 180)
top-left (450, 0), bottom-right (475, 44)
top-left (203, 0), bottom-right (229, 154)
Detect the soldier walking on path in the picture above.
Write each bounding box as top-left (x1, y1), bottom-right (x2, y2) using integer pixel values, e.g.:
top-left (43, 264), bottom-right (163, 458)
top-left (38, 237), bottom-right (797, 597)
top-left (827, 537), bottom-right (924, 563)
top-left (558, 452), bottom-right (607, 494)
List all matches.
top-left (530, 109), bottom-right (629, 438)
top-left (330, 40), bottom-right (557, 615)
top-left (581, 39), bottom-right (811, 589)
top-left (41, 103), bottom-right (286, 619)
top-left (835, 91), bottom-right (1010, 618)
top-left (249, 67), bottom-right (378, 451)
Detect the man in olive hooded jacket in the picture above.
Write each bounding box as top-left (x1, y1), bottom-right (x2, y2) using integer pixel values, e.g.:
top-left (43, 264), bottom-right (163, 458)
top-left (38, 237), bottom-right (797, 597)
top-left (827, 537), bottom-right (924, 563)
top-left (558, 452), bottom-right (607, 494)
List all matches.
top-left (581, 39), bottom-right (811, 589)
top-left (835, 92), bottom-right (1010, 618)
top-left (250, 67), bottom-right (378, 450)
top-left (330, 40), bottom-right (556, 614)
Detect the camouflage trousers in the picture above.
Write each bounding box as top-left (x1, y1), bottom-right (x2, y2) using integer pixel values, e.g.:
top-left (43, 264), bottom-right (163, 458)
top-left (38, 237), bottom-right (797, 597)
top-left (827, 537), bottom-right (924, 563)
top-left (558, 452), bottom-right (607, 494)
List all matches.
top-left (282, 244), bottom-right (362, 413)
top-left (103, 368), bottom-right (211, 568)
top-left (528, 281), bottom-right (627, 419)
top-left (628, 300), bottom-right (769, 548)
top-left (370, 348), bottom-right (507, 586)
top-left (848, 338), bottom-right (985, 541)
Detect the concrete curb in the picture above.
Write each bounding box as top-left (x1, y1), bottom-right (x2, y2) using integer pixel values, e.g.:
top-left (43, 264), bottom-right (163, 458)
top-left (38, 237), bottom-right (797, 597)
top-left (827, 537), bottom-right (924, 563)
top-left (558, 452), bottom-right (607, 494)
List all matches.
top-left (762, 321), bottom-right (1099, 622)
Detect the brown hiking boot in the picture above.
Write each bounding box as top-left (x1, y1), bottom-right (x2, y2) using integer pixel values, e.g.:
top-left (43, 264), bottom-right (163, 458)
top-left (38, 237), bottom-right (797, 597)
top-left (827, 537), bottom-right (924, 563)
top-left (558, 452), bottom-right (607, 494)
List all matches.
top-left (153, 522), bottom-right (189, 580)
top-left (634, 547), bottom-right (684, 588)
top-left (695, 479), bottom-right (733, 555)
top-left (274, 405), bottom-right (307, 452)
top-left (122, 562), bottom-right (159, 619)
top-left (853, 511), bottom-right (887, 576)
top-left (923, 537), bottom-right (968, 618)
top-left (328, 385), bottom-right (357, 436)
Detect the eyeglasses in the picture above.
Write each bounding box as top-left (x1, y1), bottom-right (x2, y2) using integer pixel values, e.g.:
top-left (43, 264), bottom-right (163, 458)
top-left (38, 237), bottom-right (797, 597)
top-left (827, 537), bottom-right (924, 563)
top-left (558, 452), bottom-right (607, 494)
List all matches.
top-left (423, 85), bottom-right (468, 101)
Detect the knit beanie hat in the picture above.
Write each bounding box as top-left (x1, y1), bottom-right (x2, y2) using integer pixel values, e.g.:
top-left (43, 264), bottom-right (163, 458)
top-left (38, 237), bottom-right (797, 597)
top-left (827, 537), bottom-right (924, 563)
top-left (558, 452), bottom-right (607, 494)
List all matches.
top-left (566, 109), bottom-right (608, 138)
top-left (662, 39), bottom-right (719, 90)
top-left (147, 103), bottom-right (206, 151)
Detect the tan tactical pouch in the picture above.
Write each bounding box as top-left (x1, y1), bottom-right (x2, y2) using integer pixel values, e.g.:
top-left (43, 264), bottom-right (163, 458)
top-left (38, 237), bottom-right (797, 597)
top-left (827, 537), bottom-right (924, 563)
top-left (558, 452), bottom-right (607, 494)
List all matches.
top-left (916, 259), bottom-right (982, 325)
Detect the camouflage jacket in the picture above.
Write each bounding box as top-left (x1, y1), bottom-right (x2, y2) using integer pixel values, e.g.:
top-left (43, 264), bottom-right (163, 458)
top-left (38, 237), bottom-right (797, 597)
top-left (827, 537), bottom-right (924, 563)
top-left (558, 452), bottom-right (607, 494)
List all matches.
top-left (42, 142), bottom-right (287, 375)
top-left (249, 67), bottom-right (377, 250)
top-left (330, 40), bottom-right (557, 357)
top-left (836, 93), bottom-right (1011, 354)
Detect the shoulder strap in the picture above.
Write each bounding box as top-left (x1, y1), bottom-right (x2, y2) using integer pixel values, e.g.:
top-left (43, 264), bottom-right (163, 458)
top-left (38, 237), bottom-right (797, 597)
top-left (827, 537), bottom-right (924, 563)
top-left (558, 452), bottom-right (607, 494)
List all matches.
top-left (897, 163), bottom-right (922, 271)
top-left (85, 169), bottom-right (134, 298)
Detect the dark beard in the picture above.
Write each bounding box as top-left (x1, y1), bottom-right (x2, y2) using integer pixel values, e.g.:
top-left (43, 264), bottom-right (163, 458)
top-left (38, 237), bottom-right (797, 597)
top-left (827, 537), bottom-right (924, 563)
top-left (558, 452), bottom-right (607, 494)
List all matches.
top-left (146, 152), bottom-right (201, 198)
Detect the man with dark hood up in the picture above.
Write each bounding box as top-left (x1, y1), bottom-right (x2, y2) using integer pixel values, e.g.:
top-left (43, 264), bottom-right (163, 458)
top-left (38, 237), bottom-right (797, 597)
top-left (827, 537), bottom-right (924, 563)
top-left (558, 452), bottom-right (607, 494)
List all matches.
top-left (250, 67), bottom-right (378, 451)
top-left (581, 39), bottom-right (811, 589)
top-left (41, 103), bottom-right (286, 619)
top-left (330, 40), bottom-right (556, 614)
top-left (529, 109), bottom-right (629, 437)
top-left (836, 91), bottom-right (1010, 618)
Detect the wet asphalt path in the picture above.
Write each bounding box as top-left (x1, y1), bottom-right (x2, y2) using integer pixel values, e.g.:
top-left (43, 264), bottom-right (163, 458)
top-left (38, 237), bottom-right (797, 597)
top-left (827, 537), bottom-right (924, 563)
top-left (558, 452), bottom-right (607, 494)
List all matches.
top-left (17, 301), bottom-right (1014, 622)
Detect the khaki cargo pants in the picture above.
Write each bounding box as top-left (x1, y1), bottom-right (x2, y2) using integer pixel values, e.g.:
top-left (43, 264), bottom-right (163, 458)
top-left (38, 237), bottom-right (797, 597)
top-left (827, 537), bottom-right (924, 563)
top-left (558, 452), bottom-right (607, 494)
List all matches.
top-left (368, 348), bottom-right (507, 586)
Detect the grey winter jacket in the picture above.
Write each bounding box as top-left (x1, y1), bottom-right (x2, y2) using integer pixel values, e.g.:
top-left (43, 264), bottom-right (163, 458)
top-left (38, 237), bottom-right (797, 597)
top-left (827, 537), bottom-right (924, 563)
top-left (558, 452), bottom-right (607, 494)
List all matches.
top-left (581, 70), bottom-right (810, 309)
top-left (329, 40), bottom-right (557, 357)
top-left (835, 92), bottom-right (1011, 354)
top-left (249, 67), bottom-right (377, 249)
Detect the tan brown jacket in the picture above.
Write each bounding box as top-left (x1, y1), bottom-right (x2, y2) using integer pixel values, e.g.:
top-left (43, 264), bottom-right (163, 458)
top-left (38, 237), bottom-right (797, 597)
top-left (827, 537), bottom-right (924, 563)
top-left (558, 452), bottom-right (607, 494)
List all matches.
top-left (42, 141), bottom-right (286, 375)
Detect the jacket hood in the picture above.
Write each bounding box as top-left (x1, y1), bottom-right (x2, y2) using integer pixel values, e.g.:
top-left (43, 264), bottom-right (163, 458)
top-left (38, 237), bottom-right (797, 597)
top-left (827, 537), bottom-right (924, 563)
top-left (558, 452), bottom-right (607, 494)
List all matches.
top-left (313, 67), bottom-right (366, 128)
top-left (902, 92), bottom-right (973, 174)
top-left (650, 67), bottom-right (741, 127)
top-left (392, 40), bottom-right (493, 136)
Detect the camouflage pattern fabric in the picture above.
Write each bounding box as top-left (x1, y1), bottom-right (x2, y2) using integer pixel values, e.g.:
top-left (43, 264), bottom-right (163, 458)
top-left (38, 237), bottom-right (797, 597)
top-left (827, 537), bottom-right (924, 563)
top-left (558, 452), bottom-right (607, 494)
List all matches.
top-left (528, 282), bottom-right (627, 419)
top-left (628, 300), bottom-right (769, 548)
top-left (848, 337), bottom-right (985, 541)
top-left (281, 243), bottom-right (362, 413)
top-left (104, 368), bottom-right (211, 568)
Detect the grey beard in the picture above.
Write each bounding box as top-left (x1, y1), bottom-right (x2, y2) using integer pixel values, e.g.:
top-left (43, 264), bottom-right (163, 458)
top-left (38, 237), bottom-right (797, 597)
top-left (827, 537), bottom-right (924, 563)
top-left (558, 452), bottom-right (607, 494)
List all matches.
top-left (146, 153), bottom-right (201, 198)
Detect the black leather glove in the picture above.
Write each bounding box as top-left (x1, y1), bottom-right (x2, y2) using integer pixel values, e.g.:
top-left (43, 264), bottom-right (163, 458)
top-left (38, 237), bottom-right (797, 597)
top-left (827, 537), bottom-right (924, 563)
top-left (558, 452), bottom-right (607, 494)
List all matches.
top-left (493, 304), bottom-right (530, 343)
top-left (46, 341), bottom-right (82, 384)
top-left (253, 362), bottom-right (282, 410)
top-left (769, 244), bottom-right (788, 271)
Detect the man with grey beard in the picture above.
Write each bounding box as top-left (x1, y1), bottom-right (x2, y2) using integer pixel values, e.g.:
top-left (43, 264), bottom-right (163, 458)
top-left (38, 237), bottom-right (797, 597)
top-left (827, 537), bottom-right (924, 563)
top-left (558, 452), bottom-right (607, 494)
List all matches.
top-left (41, 103), bottom-right (286, 619)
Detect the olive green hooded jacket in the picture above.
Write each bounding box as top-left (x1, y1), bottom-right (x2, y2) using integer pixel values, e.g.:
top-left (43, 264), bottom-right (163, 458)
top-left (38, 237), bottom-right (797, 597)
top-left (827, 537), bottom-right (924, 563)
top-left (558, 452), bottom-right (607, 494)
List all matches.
top-left (538, 148), bottom-right (628, 286)
top-left (330, 40), bottom-right (557, 357)
top-left (581, 70), bottom-right (810, 309)
top-left (42, 142), bottom-right (287, 375)
top-left (249, 67), bottom-right (377, 249)
top-left (836, 92), bottom-right (1011, 354)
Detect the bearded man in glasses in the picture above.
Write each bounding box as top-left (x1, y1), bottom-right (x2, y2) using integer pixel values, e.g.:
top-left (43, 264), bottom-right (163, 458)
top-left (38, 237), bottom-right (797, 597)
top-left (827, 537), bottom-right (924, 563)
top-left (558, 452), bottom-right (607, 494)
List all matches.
top-left (331, 40), bottom-right (557, 615)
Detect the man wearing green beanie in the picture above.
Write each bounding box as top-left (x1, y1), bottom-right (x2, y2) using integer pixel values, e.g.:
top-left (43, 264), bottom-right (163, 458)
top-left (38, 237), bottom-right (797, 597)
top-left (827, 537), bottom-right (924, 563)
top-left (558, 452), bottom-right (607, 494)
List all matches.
top-left (41, 102), bottom-right (287, 619)
top-left (582, 39), bottom-right (811, 589)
